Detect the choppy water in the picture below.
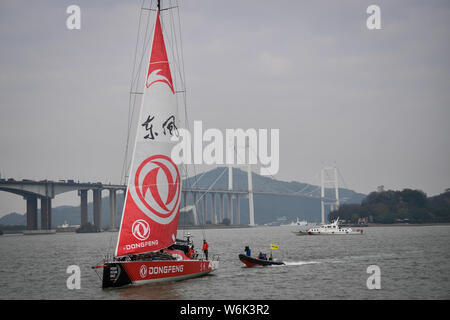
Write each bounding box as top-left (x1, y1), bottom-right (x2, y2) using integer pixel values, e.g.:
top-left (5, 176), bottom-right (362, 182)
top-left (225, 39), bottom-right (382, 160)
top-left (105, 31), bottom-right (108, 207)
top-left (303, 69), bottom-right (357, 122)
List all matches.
top-left (0, 225), bottom-right (449, 299)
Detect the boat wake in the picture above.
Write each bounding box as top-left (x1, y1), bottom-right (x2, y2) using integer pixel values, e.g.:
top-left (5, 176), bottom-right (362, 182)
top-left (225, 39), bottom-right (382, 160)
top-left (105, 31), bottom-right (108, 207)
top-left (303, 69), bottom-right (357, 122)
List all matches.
top-left (282, 261), bottom-right (321, 266)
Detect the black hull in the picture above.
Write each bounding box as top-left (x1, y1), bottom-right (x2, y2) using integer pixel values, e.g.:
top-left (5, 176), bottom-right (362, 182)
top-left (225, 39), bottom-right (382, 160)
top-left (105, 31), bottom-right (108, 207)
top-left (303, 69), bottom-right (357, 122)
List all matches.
top-left (239, 254), bottom-right (285, 267)
top-left (102, 263), bottom-right (132, 288)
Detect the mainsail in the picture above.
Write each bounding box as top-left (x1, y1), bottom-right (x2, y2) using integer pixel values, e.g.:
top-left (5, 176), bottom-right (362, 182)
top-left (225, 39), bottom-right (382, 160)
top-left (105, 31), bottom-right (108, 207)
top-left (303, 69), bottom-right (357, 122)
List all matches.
top-left (115, 12), bottom-right (181, 257)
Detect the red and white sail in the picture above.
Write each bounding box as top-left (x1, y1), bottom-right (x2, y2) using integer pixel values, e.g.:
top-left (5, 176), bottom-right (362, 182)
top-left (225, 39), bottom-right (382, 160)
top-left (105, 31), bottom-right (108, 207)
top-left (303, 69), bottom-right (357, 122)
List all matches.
top-left (115, 13), bottom-right (181, 257)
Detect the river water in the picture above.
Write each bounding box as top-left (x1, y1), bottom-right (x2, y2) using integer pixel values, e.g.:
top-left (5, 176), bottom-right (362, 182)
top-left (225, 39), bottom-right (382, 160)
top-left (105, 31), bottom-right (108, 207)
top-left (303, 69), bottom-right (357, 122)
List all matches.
top-left (0, 225), bottom-right (449, 300)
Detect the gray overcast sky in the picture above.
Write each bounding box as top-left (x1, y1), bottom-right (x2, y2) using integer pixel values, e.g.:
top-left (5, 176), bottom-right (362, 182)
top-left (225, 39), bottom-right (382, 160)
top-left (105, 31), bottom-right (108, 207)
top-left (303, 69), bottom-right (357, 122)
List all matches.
top-left (1, 0), bottom-right (449, 217)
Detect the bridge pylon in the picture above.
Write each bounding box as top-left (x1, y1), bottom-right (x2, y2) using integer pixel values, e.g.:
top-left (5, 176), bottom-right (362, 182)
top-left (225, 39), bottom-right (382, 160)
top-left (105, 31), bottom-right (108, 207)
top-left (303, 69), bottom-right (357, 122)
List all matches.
top-left (321, 166), bottom-right (340, 224)
top-left (228, 163), bottom-right (254, 226)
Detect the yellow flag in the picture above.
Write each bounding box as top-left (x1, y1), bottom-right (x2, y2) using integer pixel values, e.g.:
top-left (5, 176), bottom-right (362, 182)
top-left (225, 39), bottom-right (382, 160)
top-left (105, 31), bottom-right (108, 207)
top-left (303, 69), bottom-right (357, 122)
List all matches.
top-left (270, 244), bottom-right (279, 250)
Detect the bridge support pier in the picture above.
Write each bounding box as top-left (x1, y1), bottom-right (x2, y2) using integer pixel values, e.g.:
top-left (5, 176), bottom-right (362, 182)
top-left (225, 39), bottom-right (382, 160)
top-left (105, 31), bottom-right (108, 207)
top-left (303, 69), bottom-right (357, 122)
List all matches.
top-left (219, 193), bottom-right (224, 224)
top-left (202, 194), bottom-right (207, 224)
top-left (193, 192), bottom-right (198, 225)
top-left (228, 194), bottom-right (233, 224)
top-left (236, 195), bottom-right (240, 224)
top-left (26, 195), bottom-right (38, 230)
top-left (79, 190), bottom-right (88, 226)
top-left (211, 193), bottom-right (217, 224)
top-left (183, 191), bottom-right (187, 209)
top-left (93, 189), bottom-right (102, 230)
top-left (40, 197), bottom-right (52, 230)
top-left (109, 189), bottom-right (117, 231)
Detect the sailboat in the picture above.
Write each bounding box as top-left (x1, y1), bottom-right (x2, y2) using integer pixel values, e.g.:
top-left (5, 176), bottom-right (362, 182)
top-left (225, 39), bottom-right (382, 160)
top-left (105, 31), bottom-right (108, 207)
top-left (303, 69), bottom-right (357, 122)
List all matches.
top-left (93, 1), bottom-right (218, 288)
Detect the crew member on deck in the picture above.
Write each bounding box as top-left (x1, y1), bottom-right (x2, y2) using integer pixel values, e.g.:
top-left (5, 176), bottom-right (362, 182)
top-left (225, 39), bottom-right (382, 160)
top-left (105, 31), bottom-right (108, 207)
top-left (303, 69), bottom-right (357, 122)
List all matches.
top-left (202, 239), bottom-right (209, 260)
top-left (188, 245), bottom-right (195, 259)
top-left (186, 232), bottom-right (192, 245)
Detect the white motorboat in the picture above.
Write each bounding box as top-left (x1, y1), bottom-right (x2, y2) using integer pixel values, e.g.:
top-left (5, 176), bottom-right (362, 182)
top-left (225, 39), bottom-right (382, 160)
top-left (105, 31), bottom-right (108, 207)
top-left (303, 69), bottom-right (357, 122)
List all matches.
top-left (281, 218), bottom-right (311, 227)
top-left (59, 221), bottom-right (70, 228)
top-left (291, 218), bottom-right (309, 226)
top-left (306, 218), bottom-right (363, 235)
top-left (291, 218), bottom-right (316, 235)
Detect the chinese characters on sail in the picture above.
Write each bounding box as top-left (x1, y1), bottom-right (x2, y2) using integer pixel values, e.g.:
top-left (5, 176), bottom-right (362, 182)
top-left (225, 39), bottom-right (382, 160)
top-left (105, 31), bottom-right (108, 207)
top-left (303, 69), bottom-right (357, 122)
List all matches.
top-left (142, 115), bottom-right (179, 140)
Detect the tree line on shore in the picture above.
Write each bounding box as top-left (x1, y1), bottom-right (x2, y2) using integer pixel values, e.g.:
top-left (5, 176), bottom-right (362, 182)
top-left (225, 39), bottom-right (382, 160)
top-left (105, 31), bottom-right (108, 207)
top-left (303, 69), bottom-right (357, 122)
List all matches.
top-left (328, 188), bottom-right (450, 224)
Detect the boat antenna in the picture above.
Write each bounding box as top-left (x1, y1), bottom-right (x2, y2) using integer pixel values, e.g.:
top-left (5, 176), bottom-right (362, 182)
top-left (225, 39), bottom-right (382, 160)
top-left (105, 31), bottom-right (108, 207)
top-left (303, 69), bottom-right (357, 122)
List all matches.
top-left (157, 0), bottom-right (161, 13)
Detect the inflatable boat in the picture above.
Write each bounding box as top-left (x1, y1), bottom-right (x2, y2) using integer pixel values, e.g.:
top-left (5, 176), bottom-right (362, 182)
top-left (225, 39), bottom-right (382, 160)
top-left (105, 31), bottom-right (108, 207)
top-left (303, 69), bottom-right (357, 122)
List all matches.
top-left (239, 254), bottom-right (285, 267)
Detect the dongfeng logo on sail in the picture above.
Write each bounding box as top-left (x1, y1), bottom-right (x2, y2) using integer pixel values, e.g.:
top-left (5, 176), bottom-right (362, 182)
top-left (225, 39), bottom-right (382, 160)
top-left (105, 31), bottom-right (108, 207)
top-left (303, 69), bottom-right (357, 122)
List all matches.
top-left (131, 155), bottom-right (181, 224)
top-left (132, 219), bottom-right (151, 241)
top-left (122, 155), bottom-right (181, 252)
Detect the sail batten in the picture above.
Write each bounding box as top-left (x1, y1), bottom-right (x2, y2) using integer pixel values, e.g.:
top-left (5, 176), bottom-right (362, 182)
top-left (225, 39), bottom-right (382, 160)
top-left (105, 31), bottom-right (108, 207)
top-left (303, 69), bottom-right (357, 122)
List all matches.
top-left (115, 12), bottom-right (181, 257)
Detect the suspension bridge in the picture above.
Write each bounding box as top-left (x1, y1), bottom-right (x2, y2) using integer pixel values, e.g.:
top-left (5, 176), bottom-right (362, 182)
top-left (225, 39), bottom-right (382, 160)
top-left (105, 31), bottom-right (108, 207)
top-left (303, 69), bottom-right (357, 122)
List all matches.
top-left (0, 165), bottom-right (345, 231)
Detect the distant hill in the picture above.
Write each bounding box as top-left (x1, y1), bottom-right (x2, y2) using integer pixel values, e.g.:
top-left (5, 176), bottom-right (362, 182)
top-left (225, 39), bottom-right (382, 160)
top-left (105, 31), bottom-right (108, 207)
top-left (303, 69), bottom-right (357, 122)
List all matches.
top-left (329, 188), bottom-right (450, 224)
top-left (0, 212), bottom-right (26, 225)
top-left (0, 167), bottom-right (365, 228)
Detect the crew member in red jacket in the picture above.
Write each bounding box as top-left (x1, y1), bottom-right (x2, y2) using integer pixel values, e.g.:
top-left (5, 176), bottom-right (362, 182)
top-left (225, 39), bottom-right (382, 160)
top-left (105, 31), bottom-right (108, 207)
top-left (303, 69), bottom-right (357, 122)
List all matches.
top-left (188, 245), bottom-right (195, 259)
top-left (202, 239), bottom-right (209, 260)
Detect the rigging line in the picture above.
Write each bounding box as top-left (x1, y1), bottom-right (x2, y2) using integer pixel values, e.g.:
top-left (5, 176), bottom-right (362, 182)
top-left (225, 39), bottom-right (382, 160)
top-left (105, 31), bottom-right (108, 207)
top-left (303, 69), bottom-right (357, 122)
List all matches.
top-left (129, 0), bottom-right (147, 98)
top-left (122, 5), bottom-right (149, 183)
top-left (128, 0), bottom-right (155, 98)
top-left (166, 1), bottom-right (179, 77)
top-left (123, 4), bottom-right (157, 182)
top-left (128, 0), bottom-right (153, 93)
top-left (161, 2), bottom-right (182, 132)
top-left (131, 3), bottom-right (154, 92)
top-left (165, 1), bottom-right (209, 238)
top-left (174, 0), bottom-right (188, 115)
top-left (159, 6), bottom-right (176, 79)
top-left (141, 5), bottom-right (178, 12)
top-left (169, 1), bottom-right (186, 93)
top-left (159, 0), bottom-right (192, 194)
top-left (176, 0), bottom-right (187, 92)
top-left (163, 1), bottom-right (204, 237)
top-left (120, 0), bottom-right (146, 184)
top-left (130, 31), bottom-right (150, 91)
top-left (171, 0), bottom-right (196, 189)
top-left (169, 1), bottom-right (185, 126)
top-left (156, 4), bottom-right (184, 129)
top-left (159, 0), bottom-right (185, 93)
top-left (161, 4), bottom-right (188, 146)
top-left (168, 3), bottom-right (195, 192)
